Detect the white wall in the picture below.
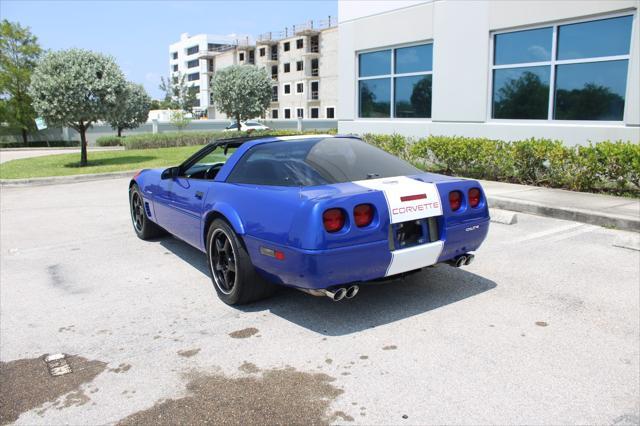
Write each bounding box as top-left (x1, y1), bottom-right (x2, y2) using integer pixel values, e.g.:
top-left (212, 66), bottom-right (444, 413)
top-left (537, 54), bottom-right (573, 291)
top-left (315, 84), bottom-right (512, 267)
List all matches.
top-left (337, 0), bottom-right (640, 145)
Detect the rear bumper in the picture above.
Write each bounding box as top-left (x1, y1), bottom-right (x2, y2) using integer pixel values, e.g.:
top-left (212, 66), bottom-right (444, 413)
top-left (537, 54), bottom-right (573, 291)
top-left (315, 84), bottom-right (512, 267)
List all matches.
top-left (243, 217), bottom-right (489, 290)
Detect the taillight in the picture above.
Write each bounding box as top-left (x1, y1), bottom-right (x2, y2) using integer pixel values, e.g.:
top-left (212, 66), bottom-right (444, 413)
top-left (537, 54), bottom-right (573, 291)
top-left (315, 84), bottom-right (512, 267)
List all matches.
top-left (323, 208), bottom-right (345, 233)
top-left (353, 204), bottom-right (374, 227)
top-left (449, 191), bottom-right (462, 211)
top-left (468, 188), bottom-right (481, 208)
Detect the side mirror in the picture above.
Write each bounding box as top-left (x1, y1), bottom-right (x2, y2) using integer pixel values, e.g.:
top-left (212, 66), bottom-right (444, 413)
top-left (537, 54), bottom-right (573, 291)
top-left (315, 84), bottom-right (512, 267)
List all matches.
top-left (161, 166), bottom-right (179, 180)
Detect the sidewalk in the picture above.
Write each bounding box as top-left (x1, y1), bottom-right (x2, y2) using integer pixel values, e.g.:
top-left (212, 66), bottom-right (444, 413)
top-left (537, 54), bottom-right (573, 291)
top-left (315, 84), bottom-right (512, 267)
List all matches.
top-left (0, 146), bottom-right (123, 163)
top-left (482, 180), bottom-right (639, 232)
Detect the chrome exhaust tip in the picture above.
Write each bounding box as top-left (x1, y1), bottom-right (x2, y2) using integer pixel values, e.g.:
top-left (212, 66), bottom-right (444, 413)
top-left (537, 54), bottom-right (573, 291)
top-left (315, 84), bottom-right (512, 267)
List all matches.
top-left (345, 285), bottom-right (359, 299)
top-left (324, 287), bottom-right (347, 302)
top-left (465, 254), bottom-right (475, 265)
top-left (454, 255), bottom-right (467, 268)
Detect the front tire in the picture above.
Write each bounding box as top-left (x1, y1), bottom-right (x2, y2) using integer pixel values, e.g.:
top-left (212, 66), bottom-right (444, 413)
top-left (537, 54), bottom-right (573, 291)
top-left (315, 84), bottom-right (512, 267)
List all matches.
top-left (129, 184), bottom-right (165, 240)
top-left (206, 219), bottom-right (275, 305)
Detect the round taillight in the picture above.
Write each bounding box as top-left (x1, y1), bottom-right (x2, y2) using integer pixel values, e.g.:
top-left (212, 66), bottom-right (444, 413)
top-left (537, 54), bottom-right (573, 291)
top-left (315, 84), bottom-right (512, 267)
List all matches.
top-left (449, 191), bottom-right (462, 212)
top-left (354, 204), bottom-right (374, 227)
top-left (323, 208), bottom-right (345, 233)
top-left (468, 188), bottom-right (481, 208)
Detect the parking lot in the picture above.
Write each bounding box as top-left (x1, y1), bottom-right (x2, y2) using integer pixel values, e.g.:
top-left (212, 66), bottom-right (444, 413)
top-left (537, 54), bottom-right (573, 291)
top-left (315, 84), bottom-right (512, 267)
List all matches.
top-left (1, 178), bottom-right (638, 425)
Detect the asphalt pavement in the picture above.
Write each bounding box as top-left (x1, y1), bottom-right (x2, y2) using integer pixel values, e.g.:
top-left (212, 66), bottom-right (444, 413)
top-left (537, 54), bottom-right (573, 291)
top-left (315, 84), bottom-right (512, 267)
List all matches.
top-left (1, 178), bottom-right (638, 425)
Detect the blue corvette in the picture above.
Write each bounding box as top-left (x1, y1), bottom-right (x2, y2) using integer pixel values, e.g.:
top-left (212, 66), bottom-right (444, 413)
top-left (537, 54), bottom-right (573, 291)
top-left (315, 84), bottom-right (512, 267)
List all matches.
top-left (129, 135), bottom-right (489, 305)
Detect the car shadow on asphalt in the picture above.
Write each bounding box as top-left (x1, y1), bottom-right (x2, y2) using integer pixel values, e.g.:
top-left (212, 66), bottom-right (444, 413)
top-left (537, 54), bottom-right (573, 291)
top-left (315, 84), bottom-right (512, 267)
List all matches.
top-left (159, 237), bottom-right (497, 336)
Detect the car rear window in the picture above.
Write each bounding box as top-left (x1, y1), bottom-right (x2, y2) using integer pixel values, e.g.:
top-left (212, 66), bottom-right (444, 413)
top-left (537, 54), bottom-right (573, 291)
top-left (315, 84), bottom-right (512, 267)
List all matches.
top-left (226, 137), bottom-right (421, 187)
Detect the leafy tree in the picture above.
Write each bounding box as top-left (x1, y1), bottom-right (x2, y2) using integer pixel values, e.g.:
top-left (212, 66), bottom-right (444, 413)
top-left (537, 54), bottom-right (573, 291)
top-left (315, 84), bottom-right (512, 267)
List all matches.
top-left (210, 65), bottom-right (271, 131)
top-left (170, 110), bottom-right (191, 130)
top-left (555, 83), bottom-right (624, 121)
top-left (159, 73), bottom-right (198, 112)
top-left (0, 20), bottom-right (42, 144)
top-left (107, 82), bottom-right (151, 137)
top-left (29, 48), bottom-right (126, 166)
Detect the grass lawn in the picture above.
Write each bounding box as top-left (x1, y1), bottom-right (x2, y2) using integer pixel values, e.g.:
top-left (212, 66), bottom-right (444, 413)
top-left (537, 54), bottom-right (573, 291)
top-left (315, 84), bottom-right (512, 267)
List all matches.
top-left (0, 145), bottom-right (231, 179)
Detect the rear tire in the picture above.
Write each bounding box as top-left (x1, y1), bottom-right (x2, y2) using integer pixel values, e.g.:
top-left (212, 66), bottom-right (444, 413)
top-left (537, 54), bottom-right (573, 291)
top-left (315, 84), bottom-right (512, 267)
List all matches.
top-left (206, 218), bottom-right (275, 305)
top-left (129, 184), bottom-right (165, 240)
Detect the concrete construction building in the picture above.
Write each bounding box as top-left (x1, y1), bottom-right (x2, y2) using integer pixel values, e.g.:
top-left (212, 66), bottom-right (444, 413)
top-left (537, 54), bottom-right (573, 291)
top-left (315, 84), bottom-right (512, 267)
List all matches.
top-left (169, 18), bottom-right (338, 120)
top-left (337, 1), bottom-right (640, 145)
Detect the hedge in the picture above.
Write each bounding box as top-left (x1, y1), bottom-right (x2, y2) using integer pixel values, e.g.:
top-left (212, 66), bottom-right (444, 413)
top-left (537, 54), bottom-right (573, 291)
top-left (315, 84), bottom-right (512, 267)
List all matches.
top-left (0, 140), bottom-right (80, 148)
top-left (361, 133), bottom-right (639, 196)
top-left (96, 129), bottom-right (337, 150)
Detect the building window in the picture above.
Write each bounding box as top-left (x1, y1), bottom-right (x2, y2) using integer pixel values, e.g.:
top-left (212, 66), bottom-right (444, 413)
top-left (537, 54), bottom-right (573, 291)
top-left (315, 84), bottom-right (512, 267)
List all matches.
top-left (310, 81), bottom-right (319, 99)
top-left (271, 109), bottom-right (278, 119)
top-left (296, 82), bottom-right (304, 93)
top-left (492, 14), bottom-right (632, 121)
top-left (284, 41), bottom-right (290, 52)
top-left (171, 52), bottom-right (178, 60)
top-left (271, 86), bottom-right (278, 102)
top-left (284, 108), bottom-right (291, 119)
top-left (296, 39), bottom-right (304, 49)
top-left (187, 45), bottom-right (199, 55)
top-left (311, 58), bottom-right (319, 76)
top-left (187, 72), bottom-right (200, 82)
top-left (172, 64), bottom-right (178, 72)
top-left (296, 60), bottom-right (303, 71)
top-left (284, 63), bottom-right (290, 73)
top-left (259, 47), bottom-right (266, 57)
top-left (239, 52), bottom-right (245, 61)
top-left (310, 107), bottom-right (319, 118)
top-left (297, 108), bottom-right (304, 118)
top-left (357, 43), bottom-right (433, 118)
top-left (193, 98), bottom-right (201, 107)
top-left (187, 59), bottom-right (199, 68)
top-left (283, 83), bottom-right (291, 94)
top-left (271, 65), bottom-right (278, 79)
top-left (326, 107), bottom-right (335, 119)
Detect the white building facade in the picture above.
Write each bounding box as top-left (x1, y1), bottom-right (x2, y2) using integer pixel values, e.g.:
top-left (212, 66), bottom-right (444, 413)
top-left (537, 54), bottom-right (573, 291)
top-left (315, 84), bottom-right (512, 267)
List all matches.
top-left (337, 1), bottom-right (640, 145)
top-left (169, 19), bottom-right (338, 121)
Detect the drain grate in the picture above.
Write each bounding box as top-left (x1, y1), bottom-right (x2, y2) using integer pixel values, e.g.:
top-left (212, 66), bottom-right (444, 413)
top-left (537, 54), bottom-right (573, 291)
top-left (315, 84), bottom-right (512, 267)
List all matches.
top-left (44, 353), bottom-right (72, 376)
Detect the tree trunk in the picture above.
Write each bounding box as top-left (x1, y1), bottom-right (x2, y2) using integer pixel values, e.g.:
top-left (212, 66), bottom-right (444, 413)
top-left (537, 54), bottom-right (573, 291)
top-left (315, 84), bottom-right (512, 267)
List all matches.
top-left (236, 114), bottom-right (242, 132)
top-left (21, 128), bottom-right (28, 145)
top-left (80, 125), bottom-right (88, 167)
top-left (117, 127), bottom-right (122, 138)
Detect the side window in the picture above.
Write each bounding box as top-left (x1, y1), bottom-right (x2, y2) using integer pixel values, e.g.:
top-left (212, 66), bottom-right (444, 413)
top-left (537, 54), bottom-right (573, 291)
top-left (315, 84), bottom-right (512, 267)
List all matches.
top-left (182, 150), bottom-right (226, 180)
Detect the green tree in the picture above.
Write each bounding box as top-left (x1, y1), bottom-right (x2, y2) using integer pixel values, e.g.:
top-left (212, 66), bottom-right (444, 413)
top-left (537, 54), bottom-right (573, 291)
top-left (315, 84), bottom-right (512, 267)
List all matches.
top-left (107, 82), bottom-right (151, 137)
top-left (159, 73), bottom-right (198, 112)
top-left (210, 65), bottom-right (271, 131)
top-left (0, 20), bottom-right (42, 144)
top-left (170, 110), bottom-right (191, 131)
top-left (29, 48), bottom-right (126, 166)
top-left (493, 71), bottom-right (549, 119)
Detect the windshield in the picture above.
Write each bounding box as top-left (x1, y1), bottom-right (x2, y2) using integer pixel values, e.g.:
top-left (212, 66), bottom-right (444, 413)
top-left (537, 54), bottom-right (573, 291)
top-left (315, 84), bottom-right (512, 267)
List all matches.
top-left (227, 137), bottom-right (421, 187)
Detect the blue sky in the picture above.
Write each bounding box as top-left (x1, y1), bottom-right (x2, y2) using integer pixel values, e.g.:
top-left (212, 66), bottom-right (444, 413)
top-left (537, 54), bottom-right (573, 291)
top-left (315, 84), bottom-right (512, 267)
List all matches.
top-left (2, 0), bottom-right (337, 98)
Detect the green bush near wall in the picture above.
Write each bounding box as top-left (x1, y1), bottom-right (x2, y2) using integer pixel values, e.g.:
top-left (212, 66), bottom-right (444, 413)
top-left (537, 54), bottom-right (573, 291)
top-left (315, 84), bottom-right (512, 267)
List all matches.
top-left (96, 129), bottom-right (338, 150)
top-left (361, 133), bottom-right (640, 196)
top-left (0, 140), bottom-right (80, 148)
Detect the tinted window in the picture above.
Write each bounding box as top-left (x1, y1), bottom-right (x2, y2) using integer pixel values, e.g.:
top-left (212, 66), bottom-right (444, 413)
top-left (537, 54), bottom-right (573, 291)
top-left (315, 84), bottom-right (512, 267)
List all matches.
top-left (557, 16), bottom-right (632, 60)
top-left (227, 138), bottom-right (420, 187)
top-left (494, 27), bottom-right (552, 65)
top-left (554, 60), bottom-right (628, 120)
top-left (395, 44), bottom-right (433, 73)
top-left (359, 50), bottom-right (391, 77)
top-left (395, 75), bottom-right (432, 118)
top-left (359, 78), bottom-right (390, 118)
top-left (492, 66), bottom-right (550, 119)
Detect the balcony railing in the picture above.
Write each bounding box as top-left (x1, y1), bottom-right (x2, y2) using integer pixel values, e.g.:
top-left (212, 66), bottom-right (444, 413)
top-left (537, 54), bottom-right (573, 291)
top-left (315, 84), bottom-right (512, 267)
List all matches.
top-left (271, 53), bottom-right (278, 61)
top-left (271, 94), bottom-right (278, 102)
top-left (311, 69), bottom-right (319, 77)
top-left (271, 74), bottom-right (278, 80)
top-left (310, 45), bottom-right (319, 53)
top-left (311, 91), bottom-right (319, 100)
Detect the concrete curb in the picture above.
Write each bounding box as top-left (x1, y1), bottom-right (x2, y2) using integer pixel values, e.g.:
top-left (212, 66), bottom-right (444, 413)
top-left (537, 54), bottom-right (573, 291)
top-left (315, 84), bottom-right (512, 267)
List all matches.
top-left (0, 170), bottom-right (137, 187)
top-left (488, 195), bottom-right (639, 233)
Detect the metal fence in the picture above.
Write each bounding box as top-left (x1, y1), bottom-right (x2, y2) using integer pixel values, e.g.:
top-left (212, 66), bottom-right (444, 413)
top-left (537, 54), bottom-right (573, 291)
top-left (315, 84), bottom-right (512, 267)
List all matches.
top-left (1, 119), bottom-right (338, 146)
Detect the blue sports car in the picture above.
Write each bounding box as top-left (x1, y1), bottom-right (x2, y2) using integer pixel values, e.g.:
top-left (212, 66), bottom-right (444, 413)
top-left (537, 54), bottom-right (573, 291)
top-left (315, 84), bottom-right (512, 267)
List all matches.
top-left (129, 135), bottom-right (489, 305)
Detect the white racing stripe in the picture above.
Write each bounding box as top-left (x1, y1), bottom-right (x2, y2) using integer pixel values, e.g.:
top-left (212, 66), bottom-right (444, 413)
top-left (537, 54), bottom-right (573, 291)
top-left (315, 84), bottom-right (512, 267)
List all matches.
top-left (353, 176), bottom-right (443, 224)
top-left (353, 176), bottom-right (444, 276)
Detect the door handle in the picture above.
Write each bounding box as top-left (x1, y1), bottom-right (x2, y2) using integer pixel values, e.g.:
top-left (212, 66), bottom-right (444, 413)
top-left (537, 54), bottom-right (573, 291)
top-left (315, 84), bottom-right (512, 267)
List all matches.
top-left (195, 191), bottom-right (204, 199)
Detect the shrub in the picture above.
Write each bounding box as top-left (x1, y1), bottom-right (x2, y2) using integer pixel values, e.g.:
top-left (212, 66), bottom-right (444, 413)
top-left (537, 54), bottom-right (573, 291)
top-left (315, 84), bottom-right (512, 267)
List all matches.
top-left (360, 133), bottom-right (639, 197)
top-left (96, 136), bottom-right (124, 146)
top-left (120, 129), bottom-right (337, 150)
top-left (0, 140), bottom-right (79, 148)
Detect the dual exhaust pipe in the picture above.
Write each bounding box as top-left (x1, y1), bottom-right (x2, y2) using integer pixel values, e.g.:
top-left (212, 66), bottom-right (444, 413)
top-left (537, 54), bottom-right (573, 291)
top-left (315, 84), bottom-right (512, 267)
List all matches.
top-left (323, 285), bottom-right (359, 302)
top-left (450, 253), bottom-right (475, 268)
